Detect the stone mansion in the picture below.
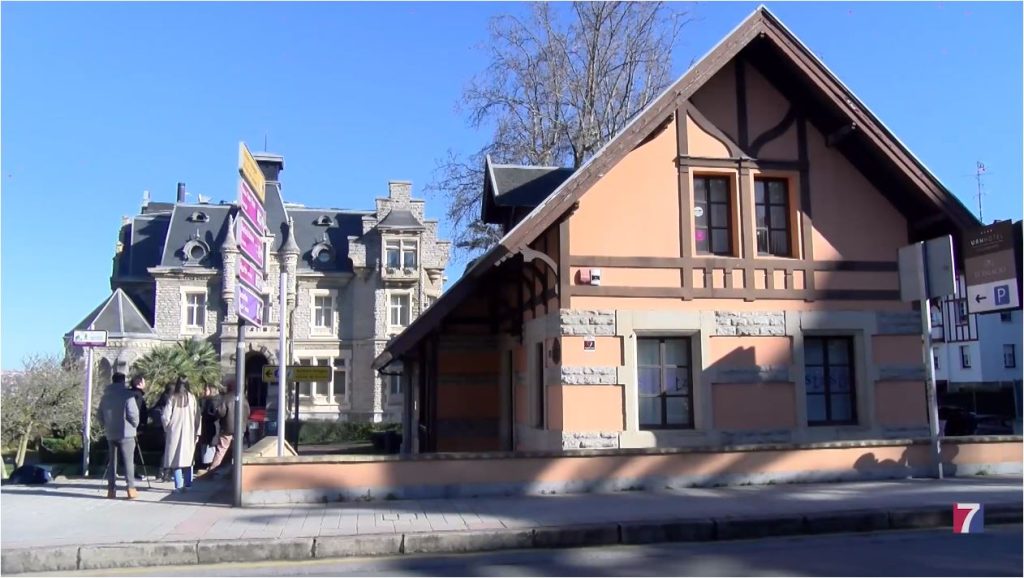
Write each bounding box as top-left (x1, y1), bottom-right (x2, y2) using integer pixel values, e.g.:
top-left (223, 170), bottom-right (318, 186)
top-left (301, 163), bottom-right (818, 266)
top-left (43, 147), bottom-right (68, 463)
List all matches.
top-left (67, 154), bottom-right (450, 423)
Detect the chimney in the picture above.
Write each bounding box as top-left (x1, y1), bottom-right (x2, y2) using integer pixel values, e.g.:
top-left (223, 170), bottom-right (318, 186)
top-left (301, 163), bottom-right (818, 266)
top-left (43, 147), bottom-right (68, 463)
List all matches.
top-left (253, 153), bottom-right (285, 183)
top-left (176, 182), bottom-right (187, 203)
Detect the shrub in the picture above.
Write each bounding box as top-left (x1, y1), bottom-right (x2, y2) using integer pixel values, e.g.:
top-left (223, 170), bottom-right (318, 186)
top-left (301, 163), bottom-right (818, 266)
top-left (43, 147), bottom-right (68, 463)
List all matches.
top-left (292, 421), bottom-right (400, 445)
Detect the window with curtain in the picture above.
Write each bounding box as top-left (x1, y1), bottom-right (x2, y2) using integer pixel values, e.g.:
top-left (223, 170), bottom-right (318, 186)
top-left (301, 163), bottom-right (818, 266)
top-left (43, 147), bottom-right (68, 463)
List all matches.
top-left (637, 337), bottom-right (693, 429)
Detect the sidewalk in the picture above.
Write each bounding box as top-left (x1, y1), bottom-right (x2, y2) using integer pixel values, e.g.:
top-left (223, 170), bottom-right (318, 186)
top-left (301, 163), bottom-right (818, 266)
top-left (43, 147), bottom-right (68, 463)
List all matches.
top-left (1, 474), bottom-right (1021, 573)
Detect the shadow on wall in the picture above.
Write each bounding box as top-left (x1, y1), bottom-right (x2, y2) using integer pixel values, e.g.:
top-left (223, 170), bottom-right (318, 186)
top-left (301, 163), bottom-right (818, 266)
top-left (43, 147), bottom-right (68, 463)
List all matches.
top-left (854, 444), bottom-right (961, 479)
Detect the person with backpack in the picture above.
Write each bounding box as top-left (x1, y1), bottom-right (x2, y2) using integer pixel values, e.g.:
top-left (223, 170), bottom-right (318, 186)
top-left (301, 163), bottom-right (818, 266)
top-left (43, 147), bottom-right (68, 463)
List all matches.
top-left (97, 372), bottom-right (140, 499)
top-left (160, 377), bottom-right (201, 492)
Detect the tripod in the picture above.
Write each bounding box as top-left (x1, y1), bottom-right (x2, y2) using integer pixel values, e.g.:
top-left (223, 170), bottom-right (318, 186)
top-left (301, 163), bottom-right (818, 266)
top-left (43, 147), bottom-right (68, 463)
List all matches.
top-left (134, 442), bottom-right (153, 490)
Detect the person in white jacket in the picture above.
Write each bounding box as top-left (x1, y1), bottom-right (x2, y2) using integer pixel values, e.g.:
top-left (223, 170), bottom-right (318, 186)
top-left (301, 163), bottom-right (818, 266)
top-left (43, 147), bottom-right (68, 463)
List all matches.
top-left (161, 377), bottom-right (201, 492)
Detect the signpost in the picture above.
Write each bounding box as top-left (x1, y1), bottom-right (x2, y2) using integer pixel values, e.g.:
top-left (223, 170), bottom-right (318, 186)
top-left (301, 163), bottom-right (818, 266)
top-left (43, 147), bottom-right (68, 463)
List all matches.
top-left (963, 221), bottom-right (1021, 314)
top-left (72, 329), bottom-right (107, 477)
top-left (262, 365), bottom-right (331, 450)
top-left (233, 141), bottom-right (266, 507)
top-left (898, 235), bottom-right (956, 480)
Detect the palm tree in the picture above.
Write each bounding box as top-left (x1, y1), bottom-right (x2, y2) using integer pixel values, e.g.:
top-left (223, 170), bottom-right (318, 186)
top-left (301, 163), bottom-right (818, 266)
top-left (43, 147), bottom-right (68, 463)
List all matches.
top-left (133, 339), bottom-right (221, 403)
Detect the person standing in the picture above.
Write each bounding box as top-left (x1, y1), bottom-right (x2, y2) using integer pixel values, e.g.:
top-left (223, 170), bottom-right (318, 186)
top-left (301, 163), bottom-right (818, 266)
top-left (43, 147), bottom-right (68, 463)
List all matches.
top-left (160, 377), bottom-right (200, 492)
top-left (128, 375), bottom-right (149, 481)
top-left (97, 372), bottom-right (140, 499)
top-left (195, 384), bottom-right (221, 471)
top-left (206, 377), bottom-right (249, 476)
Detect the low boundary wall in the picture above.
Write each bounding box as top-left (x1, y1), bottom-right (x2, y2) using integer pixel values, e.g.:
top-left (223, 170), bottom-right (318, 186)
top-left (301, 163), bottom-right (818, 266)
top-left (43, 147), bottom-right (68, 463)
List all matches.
top-left (241, 436), bottom-right (1022, 506)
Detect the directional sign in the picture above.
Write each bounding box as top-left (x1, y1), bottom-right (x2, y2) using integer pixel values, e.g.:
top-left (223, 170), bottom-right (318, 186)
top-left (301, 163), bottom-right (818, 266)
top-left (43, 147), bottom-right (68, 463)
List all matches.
top-left (964, 221), bottom-right (1020, 314)
top-left (238, 142), bottom-right (266, 203)
top-left (238, 179), bottom-right (266, 231)
top-left (262, 365), bottom-right (331, 383)
top-left (236, 216), bottom-right (265, 269)
top-left (237, 255), bottom-right (263, 292)
top-left (237, 283), bottom-right (265, 326)
top-left (72, 330), bottom-right (108, 347)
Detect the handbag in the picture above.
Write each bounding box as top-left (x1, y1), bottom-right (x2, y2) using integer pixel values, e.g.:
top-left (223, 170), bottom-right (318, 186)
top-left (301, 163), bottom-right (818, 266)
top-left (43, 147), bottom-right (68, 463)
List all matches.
top-left (200, 443), bottom-right (216, 465)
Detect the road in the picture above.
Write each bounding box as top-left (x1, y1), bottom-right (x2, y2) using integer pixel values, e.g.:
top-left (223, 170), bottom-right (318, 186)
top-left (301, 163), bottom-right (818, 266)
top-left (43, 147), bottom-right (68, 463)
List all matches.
top-left (45, 525), bottom-right (1023, 577)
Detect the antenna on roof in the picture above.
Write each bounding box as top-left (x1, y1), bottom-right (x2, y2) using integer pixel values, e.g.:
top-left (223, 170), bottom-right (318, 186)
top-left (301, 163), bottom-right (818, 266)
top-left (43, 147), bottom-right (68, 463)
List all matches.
top-left (975, 161), bottom-right (987, 223)
top-left (142, 190), bottom-right (150, 206)
top-left (264, 132), bottom-right (268, 152)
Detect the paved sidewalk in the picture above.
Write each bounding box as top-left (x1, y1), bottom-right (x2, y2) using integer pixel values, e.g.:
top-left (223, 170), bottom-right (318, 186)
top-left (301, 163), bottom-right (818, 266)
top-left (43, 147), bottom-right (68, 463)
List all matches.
top-left (1, 474), bottom-right (1020, 550)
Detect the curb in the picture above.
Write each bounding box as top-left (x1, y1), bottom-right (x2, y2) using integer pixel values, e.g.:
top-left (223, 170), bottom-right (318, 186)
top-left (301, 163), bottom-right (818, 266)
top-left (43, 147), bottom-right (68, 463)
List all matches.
top-left (2, 503), bottom-right (1020, 574)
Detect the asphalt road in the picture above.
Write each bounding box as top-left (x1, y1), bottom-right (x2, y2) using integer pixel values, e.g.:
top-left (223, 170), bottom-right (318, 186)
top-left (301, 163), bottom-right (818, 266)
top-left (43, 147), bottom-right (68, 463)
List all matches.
top-left (46, 525), bottom-right (1023, 577)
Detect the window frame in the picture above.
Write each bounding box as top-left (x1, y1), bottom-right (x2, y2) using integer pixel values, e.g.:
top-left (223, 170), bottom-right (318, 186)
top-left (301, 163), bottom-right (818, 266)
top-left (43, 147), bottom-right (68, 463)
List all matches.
top-left (693, 174), bottom-right (734, 257)
top-left (294, 353), bottom-right (350, 406)
top-left (955, 301), bottom-right (969, 327)
top-left (387, 373), bottom-right (402, 404)
top-left (383, 237), bottom-right (418, 270)
top-left (754, 177), bottom-right (793, 257)
top-left (637, 336), bottom-right (694, 430)
top-left (804, 336), bottom-right (858, 427)
top-left (310, 291), bottom-right (335, 334)
top-left (960, 345), bottom-right (972, 369)
top-left (182, 289), bottom-right (207, 332)
top-left (389, 292), bottom-right (412, 328)
top-left (1000, 311), bottom-right (1013, 323)
top-left (1004, 344), bottom-right (1016, 369)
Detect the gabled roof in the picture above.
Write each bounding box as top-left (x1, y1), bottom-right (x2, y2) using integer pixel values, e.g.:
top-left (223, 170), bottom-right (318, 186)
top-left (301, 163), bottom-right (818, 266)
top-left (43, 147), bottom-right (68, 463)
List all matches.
top-left (374, 5), bottom-right (982, 369)
top-left (287, 207), bottom-right (370, 272)
top-left (69, 288), bottom-right (156, 338)
top-left (378, 208), bottom-right (424, 231)
top-left (481, 157), bottom-right (575, 224)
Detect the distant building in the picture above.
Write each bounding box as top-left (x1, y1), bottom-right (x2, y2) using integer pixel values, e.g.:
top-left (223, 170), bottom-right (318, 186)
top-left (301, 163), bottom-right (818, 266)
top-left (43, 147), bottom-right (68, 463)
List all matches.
top-left (932, 273), bottom-right (1023, 392)
top-left (66, 155), bottom-right (450, 424)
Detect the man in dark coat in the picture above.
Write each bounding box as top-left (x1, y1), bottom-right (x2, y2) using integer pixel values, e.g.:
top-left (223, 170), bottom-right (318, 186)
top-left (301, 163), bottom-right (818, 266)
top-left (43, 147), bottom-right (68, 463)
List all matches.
top-left (206, 377), bottom-right (249, 476)
top-left (128, 375), bottom-right (149, 481)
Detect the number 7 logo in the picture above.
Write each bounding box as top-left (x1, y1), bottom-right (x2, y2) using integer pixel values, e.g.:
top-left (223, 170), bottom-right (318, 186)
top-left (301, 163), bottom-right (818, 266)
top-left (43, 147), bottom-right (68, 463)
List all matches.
top-left (953, 503), bottom-right (984, 534)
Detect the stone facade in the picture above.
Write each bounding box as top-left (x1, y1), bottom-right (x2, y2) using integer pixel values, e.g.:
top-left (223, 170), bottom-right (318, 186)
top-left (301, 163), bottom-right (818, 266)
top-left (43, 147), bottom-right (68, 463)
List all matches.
top-left (714, 311), bottom-right (786, 336)
top-left (70, 163), bottom-right (449, 427)
top-left (560, 309), bottom-right (616, 336)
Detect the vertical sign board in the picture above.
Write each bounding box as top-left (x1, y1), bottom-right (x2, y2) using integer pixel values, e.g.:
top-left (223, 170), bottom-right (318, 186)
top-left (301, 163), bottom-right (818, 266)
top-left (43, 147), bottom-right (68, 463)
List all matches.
top-left (963, 220), bottom-right (1021, 314)
top-left (239, 142), bottom-right (266, 204)
top-left (238, 179), bottom-right (267, 231)
top-left (236, 141), bottom-right (266, 327)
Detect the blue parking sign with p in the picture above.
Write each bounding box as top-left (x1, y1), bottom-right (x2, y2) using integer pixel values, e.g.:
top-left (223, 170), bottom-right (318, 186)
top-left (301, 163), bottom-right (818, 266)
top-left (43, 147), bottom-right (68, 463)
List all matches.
top-left (995, 284), bottom-right (1011, 306)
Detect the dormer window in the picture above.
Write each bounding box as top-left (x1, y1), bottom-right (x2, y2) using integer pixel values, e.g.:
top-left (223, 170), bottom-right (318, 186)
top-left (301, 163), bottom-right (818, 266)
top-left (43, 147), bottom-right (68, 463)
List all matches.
top-left (182, 239), bottom-right (209, 264)
top-left (314, 215), bottom-right (333, 226)
top-left (384, 238), bottom-right (418, 270)
top-left (311, 241), bottom-right (334, 267)
top-left (188, 211), bottom-right (210, 223)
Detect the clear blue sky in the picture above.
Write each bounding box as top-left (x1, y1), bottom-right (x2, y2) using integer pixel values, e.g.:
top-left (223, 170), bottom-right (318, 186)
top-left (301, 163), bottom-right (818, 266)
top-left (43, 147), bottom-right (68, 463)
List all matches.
top-left (2, 2), bottom-right (1021, 370)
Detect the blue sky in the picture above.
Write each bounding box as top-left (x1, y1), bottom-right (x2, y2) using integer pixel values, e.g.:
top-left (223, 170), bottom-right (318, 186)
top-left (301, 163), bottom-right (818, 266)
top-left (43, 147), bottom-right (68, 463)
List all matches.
top-left (2, 2), bottom-right (1021, 370)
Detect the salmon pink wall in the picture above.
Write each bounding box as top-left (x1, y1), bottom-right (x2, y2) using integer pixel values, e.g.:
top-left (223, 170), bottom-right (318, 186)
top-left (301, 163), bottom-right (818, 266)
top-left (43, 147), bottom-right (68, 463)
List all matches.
top-left (708, 336), bottom-right (792, 366)
top-left (814, 271), bottom-right (899, 291)
top-left (559, 386), bottom-right (625, 431)
top-left (690, 61), bottom-right (738, 142)
top-left (872, 335), bottom-right (923, 367)
top-left (570, 296), bottom-right (912, 312)
top-left (712, 383), bottom-right (797, 430)
top-left (571, 267), bottom-right (681, 288)
top-left (570, 118), bottom-right (680, 258)
top-left (874, 382), bottom-right (927, 426)
top-left (562, 336), bottom-right (623, 367)
top-left (686, 115), bottom-right (731, 158)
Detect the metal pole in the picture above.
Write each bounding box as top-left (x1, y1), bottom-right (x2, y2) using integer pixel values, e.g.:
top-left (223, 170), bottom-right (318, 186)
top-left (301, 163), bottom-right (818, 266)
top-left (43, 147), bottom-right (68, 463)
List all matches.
top-left (921, 297), bottom-right (943, 479)
top-left (277, 271), bottom-right (287, 456)
top-left (293, 381), bottom-right (300, 451)
top-left (233, 320), bottom-right (246, 507)
top-left (82, 347), bottom-right (94, 477)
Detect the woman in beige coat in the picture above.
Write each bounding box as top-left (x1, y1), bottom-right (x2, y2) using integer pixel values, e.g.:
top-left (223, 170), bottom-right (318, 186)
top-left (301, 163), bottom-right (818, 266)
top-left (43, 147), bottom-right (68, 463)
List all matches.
top-left (161, 377), bottom-right (201, 492)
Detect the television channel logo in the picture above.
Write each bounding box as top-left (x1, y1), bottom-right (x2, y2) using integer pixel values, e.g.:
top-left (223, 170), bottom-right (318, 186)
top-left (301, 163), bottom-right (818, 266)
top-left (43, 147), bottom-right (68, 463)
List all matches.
top-left (953, 503), bottom-right (984, 534)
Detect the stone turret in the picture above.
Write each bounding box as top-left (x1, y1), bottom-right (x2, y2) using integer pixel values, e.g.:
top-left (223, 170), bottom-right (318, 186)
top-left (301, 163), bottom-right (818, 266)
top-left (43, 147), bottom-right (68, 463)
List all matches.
top-left (222, 215), bottom-right (239, 321)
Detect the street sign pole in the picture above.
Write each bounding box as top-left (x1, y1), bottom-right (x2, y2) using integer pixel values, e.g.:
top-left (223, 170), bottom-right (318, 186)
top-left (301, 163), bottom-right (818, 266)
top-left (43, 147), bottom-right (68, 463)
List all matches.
top-left (233, 319), bottom-right (246, 508)
top-left (916, 240), bottom-right (943, 480)
top-left (277, 271), bottom-right (287, 456)
top-left (82, 346), bottom-right (94, 477)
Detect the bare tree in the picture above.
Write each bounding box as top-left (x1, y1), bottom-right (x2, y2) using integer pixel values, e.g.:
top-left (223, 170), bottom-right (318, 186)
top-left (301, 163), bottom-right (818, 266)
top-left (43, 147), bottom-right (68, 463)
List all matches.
top-left (428, 2), bottom-right (688, 254)
top-left (1, 355), bottom-right (84, 468)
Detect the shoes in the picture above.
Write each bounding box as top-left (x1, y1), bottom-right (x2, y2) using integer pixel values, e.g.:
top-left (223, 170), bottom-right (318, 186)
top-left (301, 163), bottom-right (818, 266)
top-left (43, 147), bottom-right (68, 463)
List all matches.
top-left (134, 473), bottom-right (146, 481)
top-left (126, 488), bottom-right (139, 500)
top-left (107, 486), bottom-right (117, 499)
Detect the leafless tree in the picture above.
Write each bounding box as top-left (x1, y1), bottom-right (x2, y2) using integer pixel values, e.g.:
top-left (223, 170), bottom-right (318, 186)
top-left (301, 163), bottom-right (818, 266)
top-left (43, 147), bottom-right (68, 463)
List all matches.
top-left (428, 2), bottom-right (689, 254)
top-left (1, 355), bottom-right (84, 468)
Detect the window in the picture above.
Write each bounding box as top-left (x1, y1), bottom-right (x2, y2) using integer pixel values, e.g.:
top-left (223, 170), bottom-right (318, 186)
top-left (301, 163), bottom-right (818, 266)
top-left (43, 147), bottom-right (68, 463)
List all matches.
top-left (298, 359), bottom-right (312, 397)
top-left (960, 345), bottom-right (971, 369)
top-left (1001, 311), bottom-right (1013, 323)
top-left (314, 359), bottom-right (330, 397)
top-left (693, 175), bottom-right (732, 256)
top-left (754, 178), bottom-right (792, 257)
top-left (388, 373), bottom-right (402, 401)
top-left (313, 294), bottom-right (334, 331)
top-left (955, 301), bottom-right (969, 326)
top-left (638, 337), bottom-right (693, 429)
top-left (333, 366), bottom-right (347, 399)
top-left (390, 294), bottom-right (411, 327)
top-left (184, 292), bottom-right (206, 329)
top-left (385, 239), bottom-right (418, 269)
top-left (1004, 345), bottom-right (1016, 369)
top-left (805, 337), bottom-right (856, 426)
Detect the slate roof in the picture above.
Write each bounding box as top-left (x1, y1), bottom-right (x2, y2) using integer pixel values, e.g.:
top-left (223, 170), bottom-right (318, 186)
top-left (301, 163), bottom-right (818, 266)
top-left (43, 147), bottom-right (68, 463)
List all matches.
top-left (123, 213), bottom-right (171, 277)
top-left (159, 204), bottom-right (234, 268)
top-left (70, 288), bottom-right (155, 338)
top-left (481, 158), bottom-right (574, 225)
top-left (377, 208), bottom-right (424, 230)
top-left (287, 208), bottom-right (370, 271)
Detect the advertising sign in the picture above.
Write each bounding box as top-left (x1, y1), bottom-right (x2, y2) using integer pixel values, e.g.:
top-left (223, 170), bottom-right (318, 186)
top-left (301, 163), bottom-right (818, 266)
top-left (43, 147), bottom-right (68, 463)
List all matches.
top-left (237, 284), bottom-right (265, 326)
top-left (238, 142), bottom-right (266, 203)
top-left (236, 216), bottom-right (265, 269)
top-left (238, 179), bottom-right (266, 231)
top-left (262, 365), bottom-right (331, 383)
top-left (964, 221), bottom-right (1021, 314)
